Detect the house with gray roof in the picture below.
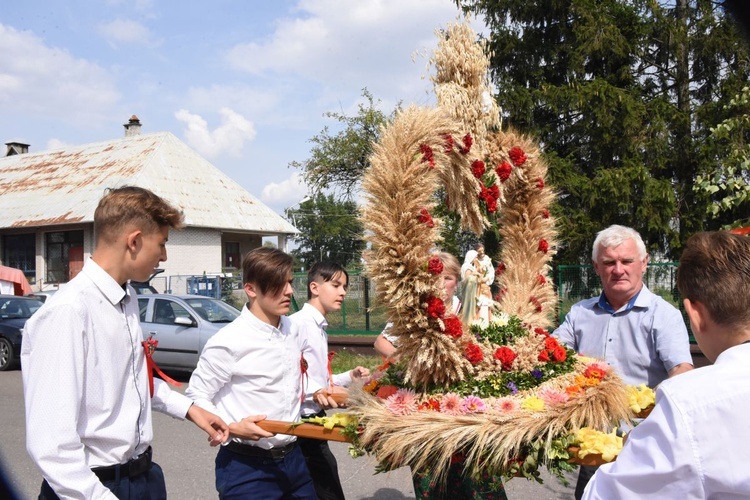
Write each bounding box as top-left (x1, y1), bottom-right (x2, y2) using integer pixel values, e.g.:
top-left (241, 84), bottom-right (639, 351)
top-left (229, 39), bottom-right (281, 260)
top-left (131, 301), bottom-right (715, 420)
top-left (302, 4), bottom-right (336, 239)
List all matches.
top-left (0, 116), bottom-right (298, 292)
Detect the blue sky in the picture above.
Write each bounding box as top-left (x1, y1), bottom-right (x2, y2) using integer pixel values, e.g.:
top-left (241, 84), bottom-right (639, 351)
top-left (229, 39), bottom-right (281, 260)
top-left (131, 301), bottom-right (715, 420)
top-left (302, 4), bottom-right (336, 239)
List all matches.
top-left (1, 0), bottom-right (487, 217)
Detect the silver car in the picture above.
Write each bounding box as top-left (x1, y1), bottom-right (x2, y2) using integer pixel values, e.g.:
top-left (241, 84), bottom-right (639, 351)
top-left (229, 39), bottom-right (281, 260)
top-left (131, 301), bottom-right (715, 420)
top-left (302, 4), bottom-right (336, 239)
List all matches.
top-left (137, 294), bottom-right (241, 372)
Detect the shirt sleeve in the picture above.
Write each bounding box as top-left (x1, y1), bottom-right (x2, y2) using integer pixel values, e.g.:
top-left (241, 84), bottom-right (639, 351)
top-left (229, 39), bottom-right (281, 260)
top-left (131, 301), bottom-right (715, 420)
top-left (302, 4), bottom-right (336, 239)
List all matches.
top-left (151, 378), bottom-right (193, 419)
top-left (22, 304), bottom-right (117, 500)
top-left (332, 371), bottom-right (353, 387)
top-left (185, 341), bottom-right (236, 423)
top-left (582, 385), bottom-right (703, 499)
top-left (651, 302), bottom-right (693, 371)
top-left (552, 308), bottom-right (577, 351)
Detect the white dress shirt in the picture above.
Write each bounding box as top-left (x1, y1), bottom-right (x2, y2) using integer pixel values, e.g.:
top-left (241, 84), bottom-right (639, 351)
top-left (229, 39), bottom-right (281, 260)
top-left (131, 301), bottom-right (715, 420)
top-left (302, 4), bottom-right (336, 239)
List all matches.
top-left (583, 342), bottom-right (750, 499)
top-left (186, 306), bottom-right (321, 449)
top-left (290, 303), bottom-right (353, 417)
top-left (22, 259), bottom-right (193, 500)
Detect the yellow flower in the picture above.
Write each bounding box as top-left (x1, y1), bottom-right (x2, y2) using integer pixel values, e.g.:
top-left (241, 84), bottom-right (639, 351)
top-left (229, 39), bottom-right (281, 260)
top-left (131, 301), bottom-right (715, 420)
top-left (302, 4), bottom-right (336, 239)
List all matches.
top-left (575, 428), bottom-right (623, 462)
top-left (521, 396), bottom-right (545, 412)
top-left (305, 413), bottom-right (358, 429)
top-left (626, 384), bottom-right (655, 413)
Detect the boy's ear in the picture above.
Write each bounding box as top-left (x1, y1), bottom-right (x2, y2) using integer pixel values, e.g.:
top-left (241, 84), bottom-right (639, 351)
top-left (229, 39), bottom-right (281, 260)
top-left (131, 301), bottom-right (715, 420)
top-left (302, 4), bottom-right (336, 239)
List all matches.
top-left (683, 298), bottom-right (708, 335)
top-left (125, 230), bottom-right (143, 253)
top-left (309, 281), bottom-right (320, 297)
top-left (244, 282), bottom-right (258, 299)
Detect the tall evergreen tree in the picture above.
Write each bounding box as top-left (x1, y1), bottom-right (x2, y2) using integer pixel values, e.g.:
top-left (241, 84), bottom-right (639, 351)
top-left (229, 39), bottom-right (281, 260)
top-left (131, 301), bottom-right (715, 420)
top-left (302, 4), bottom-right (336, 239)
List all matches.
top-left (457, 0), bottom-right (750, 261)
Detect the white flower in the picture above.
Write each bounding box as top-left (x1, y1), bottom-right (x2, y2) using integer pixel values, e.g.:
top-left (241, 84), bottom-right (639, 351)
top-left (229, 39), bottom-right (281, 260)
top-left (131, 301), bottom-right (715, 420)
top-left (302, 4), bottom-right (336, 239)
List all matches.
top-left (470, 317), bottom-right (489, 329)
top-left (490, 312), bottom-right (510, 327)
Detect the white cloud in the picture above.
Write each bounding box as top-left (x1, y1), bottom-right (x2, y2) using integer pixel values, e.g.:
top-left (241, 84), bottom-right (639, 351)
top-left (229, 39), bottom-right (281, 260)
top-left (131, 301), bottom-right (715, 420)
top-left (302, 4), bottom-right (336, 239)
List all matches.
top-left (0, 23), bottom-right (120, 125)
top-left (97, 19), bottom-right (161, 48)
top-left (46, 138), bottom-right (69, 151)
top-left (175, 107), bottom-right (257, 158)
top-left (260, 172), bottom-right (308, 207)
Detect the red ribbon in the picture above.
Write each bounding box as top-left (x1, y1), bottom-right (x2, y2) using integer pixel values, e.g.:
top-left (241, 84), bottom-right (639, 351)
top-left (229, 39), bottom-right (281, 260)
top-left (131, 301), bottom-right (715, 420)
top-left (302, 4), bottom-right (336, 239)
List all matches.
top-left (300, 353), bottom-right (309, 403)
top-left (142, 337), bottom-right (182, 397)
top-left (327, 351), bottom-right (335, 389)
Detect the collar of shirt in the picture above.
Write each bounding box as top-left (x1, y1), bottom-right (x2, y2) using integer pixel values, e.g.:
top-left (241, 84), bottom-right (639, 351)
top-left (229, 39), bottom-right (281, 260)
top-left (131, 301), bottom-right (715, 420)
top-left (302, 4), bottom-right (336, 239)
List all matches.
top-left (81, 258), bottom-right (128, 306)
top-left (301, 303), bottom-right (328, 332)
top-left (241, 303), bottom-right (291, 337)
top-left (597, 286), bottom-right (646, 314)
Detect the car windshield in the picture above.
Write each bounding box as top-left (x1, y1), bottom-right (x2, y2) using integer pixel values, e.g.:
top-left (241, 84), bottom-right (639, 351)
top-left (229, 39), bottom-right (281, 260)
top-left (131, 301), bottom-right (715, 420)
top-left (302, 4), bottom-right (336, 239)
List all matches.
top-left (184, 298), bottom-right (240, 323)
top-left (0, 298), bottom-right (44, 319)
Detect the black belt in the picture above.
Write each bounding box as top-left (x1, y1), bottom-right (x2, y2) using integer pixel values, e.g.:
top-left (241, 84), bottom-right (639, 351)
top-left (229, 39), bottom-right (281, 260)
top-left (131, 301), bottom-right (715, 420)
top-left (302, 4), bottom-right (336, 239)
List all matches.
top-left (226, 441), bottom-right (296, 460)
top-left (92, 447), bottom-right (152, 482)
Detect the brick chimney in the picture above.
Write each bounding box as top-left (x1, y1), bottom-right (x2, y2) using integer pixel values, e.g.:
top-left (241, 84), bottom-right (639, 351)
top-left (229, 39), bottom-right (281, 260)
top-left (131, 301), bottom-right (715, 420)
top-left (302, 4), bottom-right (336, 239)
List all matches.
top-left (124, 115), bottom-right (142, 137)
top-left (5, 142), bottom-right (30, 156)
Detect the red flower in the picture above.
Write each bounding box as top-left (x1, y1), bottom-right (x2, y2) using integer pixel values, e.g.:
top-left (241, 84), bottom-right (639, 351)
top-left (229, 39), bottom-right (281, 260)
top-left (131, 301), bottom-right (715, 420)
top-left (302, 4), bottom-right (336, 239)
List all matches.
top-left (538, 239), bottom-right (549, 254)
top-left (545, 337), bottom-right (560, 350)
top-left (530, 296), bottom-right (542, 313)
top-left (508, 147), bottom-right (527, 166)
top-left (534, 327), bottom-right (549, 337)
top-left (419, 143), bottom-right (435, 168)
top-left (419, 398), bottom-right (441, 411)
top-left (443, 134), bottom-right (455, 153)
top-left (443, 315), bottom-right (463, 339)
top-left (419, 208), bottom-right (435, 228)
top-left (494, 346), bottom-right (517, 371)
top-left (584, 365), bottom-right (607, 380)
top-left (479, 185), bottom-right (499, 213)
top-left (538, 350), bottom-right (551, 362)
top-left (496, 262), bottom-right (506, 275)
top-left (427, 255), bottom-right (444, 275)
top-left (537, 274), bottom-right (547, 285)
top-left (471, 159), bottom-right (486, 178)
top-left (460, 133), bottom-right (473, 154)
top-left (542, 209), bottom-right (550, 219)
top-left (496, 161), bottom-right (512, 182)
top-left (536, 178), bottom-right (545, 190)
top-left (424, 295), bottom-right (446, 318)
top-left (552, 346), bottom-right (567, 362)
top-left (376, 385), bottom-right (399, 399)
top-left (465, 343), bottom-right (484, 365)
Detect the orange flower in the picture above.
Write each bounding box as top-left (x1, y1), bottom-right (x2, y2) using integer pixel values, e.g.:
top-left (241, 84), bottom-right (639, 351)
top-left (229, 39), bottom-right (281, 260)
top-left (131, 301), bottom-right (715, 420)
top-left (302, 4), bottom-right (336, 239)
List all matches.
top-left (584, 365), bottom-right (607, 380)
top-left (376, 385), bottom-right (399, 399)
top-left (565, 385), bottom-right (583, 396)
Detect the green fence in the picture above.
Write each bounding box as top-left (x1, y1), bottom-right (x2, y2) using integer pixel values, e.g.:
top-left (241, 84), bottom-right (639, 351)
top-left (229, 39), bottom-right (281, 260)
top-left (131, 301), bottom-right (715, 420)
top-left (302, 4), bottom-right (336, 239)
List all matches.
top-left (556, 263), bottom-right (693, 341)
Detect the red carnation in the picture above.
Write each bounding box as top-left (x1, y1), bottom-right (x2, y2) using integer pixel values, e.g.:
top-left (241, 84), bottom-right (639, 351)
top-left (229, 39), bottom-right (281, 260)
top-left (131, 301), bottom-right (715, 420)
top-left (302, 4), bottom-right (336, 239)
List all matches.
top-left (542, 209), bottom-right (550, 219)
top-left (419, 208), bottom-right (435, 228)
top-left (443, 315), bottom-right (463, 339)
top-left (545, 337), bottom-right (560, 350)
top-left (465, 343), bottom-right (484, 365)
top-left (471, 159), bottom-right (486, 178)
top-left (494, 346), bottom-right (517, 371)
top-left (530, 296), bottom-right (542, 313)
top-left (538, 239), bottom-right (549, 254)
top-left (534, 327), bottom-right (549, 337)
top-left (496, 262), bottom-right (506, 275)
top-left (508, 147), bottom-right (527, 166)
top-left (537, 274), bottom-right (547, 285)
top-left (496, 161), bottom-right (512, 182)
top-left (460, 133), bottom-right (473, 154)
top-left (536, 178), bottom-right (545, 190)
top-left (419, 398), bottom-right (441, 411)
top-left (443, 134), bottom-right (455, 153)
top-left (427, 255), bottom-right (444, 275)
top-left (419, 143), bottom-right (435, 168)
top-left (552, 346), bottom-right (567, 362)
top-left (538, 350), bottom-right (551, 362)
top-left (424, 295), bottom-right (446, 318)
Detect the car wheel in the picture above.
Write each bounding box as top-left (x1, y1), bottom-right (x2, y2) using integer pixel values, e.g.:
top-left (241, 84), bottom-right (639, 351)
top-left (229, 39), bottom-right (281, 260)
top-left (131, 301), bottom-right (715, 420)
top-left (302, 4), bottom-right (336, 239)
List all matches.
top-left (0, 337), bottom-right (14, 371)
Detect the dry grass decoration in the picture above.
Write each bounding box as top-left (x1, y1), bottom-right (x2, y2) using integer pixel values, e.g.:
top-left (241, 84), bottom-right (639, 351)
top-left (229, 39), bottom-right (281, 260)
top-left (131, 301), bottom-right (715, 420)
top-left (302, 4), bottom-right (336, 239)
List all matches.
top-left (350, 19), bottom-right (634, 484)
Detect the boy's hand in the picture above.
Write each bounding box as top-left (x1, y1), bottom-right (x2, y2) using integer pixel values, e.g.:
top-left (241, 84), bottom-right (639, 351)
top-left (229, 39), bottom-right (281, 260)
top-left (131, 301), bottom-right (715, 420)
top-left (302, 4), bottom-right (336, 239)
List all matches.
top-left (350, 366), bottom-right (371, 380)
top-left (186, 405), bottom-right (230, 446)
top-left (314, 386), bottom-right (348, 408)
top-left (229, 415), bottom-right (275, 441)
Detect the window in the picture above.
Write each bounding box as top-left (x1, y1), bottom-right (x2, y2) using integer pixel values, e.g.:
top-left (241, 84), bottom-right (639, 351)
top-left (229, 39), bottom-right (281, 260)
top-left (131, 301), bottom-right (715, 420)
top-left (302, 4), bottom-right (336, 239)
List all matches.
top-left (3, 234), bottom-right (36, 282)
top-left (153, 299), bottom-right (191, 325)
top-left (138, 298), bottom-right (149, 322)
top-left (45, 231), bottom-right (84, 283)
top-left (224, 241), bottom-right (240, 269)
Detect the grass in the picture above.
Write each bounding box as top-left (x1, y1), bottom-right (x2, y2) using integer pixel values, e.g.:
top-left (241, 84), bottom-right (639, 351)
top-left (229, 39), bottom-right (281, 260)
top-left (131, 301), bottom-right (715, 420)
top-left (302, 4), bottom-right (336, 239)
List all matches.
top-left (330, 349), bottom-right (383, 374)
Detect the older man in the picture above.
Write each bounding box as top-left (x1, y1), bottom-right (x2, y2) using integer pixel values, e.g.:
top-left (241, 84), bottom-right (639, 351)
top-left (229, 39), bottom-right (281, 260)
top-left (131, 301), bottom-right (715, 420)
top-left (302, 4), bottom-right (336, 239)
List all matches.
top-left (552, 225), bottom-right (693, 499)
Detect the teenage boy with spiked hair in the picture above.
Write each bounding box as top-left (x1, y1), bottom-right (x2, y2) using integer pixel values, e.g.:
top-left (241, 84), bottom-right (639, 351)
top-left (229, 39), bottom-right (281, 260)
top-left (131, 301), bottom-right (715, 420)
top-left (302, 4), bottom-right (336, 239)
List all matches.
top-left (23, 186), bottom-right (229, 500)
top-left (583, 231), bottom-right (750, 498)
top-left (187, 248), bottom-right (343, 499)
top-left (290, 261), bottom-right (371, 500)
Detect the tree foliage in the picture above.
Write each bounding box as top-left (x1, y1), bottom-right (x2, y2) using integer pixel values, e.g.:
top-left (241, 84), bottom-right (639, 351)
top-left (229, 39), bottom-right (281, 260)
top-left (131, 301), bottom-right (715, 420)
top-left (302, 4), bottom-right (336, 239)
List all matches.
top-left (289, 89), bottom-right (393, 199)
top-left (457, 0), bottom-right (750, 261)
top-left (285, 193), bottom-right (365, 270)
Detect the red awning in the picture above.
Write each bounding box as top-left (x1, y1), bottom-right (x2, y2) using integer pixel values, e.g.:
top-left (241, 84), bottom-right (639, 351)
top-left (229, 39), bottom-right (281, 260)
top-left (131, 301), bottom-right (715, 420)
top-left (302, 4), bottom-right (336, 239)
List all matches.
top-left (0, 265), bottom-right (33, 295)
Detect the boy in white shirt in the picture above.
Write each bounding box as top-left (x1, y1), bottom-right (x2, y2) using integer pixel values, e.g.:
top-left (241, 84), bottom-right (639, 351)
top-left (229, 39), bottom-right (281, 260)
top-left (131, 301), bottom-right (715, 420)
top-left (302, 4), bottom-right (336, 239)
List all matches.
top-left (187, 248), bottom-right (341, 499)
top-left (290, 261), bottom-right (370, 500)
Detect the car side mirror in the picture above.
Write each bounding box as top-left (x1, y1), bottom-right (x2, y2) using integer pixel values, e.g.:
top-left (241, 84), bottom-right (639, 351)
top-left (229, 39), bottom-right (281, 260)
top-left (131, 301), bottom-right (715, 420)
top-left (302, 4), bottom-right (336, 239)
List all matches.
top-left (174, 316), bottom-right (195, 327)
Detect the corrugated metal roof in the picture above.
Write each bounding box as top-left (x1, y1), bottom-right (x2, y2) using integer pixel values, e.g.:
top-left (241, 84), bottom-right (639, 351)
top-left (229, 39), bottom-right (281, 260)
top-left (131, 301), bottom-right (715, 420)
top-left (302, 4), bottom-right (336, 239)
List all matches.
top-left (0, 132), bottom-right (298, 234)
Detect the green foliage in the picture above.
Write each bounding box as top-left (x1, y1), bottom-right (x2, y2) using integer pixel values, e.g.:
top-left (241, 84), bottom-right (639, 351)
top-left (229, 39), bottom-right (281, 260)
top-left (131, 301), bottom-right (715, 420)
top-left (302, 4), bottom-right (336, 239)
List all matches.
top-left (285, 192), bottom-right (365, 270)
top-left (289, 88), bottom-right (394, 199)
top-left (457, 0), bottom-right (750, 261)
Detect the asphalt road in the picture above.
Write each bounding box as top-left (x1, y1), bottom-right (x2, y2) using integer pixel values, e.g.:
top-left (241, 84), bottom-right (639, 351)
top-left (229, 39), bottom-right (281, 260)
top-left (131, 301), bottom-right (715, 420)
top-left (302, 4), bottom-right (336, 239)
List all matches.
top-left (0, 370), bottom-right (576, 499)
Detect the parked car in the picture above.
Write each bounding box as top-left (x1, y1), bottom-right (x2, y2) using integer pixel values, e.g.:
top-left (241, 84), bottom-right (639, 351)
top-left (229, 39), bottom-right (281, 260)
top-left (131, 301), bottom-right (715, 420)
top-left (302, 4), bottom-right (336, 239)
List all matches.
top-left (138, 294), bottom-right (241, 372)
top-left (25, 290), bottom-right (57, 303)
top-left (0, 295), bottom-right (44, 371)
top-left (131, 268), bottom-right (164, 295)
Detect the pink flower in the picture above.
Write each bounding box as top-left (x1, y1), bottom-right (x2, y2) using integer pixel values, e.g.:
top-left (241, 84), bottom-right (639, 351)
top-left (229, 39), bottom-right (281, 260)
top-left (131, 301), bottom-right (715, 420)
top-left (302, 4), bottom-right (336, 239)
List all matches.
top-left (493, 397), bottom-right (519, 413)
top-left (440, 393), bottom-right (466, 416)
top-left (538, 387), bottom-right (570, 406)
top-left (461, 395), bottom-right (487, 413)
top-left (385, 389), bottom-right (418, 416)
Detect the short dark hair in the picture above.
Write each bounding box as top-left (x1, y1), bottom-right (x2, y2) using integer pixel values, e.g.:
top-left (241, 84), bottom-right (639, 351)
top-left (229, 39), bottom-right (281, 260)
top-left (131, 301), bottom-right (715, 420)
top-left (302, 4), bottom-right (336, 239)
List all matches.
top-left (242, 247), bottom-right (294, 297)
top-left (94, 186), bottom-right (184, 244)
top-left (677, 231), bottom-right (750, 329)
top-left (307, 261), bottom-right (349, 300)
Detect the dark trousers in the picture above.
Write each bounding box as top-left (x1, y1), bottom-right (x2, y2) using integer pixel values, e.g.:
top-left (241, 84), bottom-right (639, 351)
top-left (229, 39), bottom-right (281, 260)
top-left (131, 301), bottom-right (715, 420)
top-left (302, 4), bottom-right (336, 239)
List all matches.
top-left (39, 462), bottom-right (166, 500)
top-left (575, 464), bottom-right (598, 500)
top-left (215, 444), bottom-right (316, 500)
top-left (298, 436), bottom-right (346, 500)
